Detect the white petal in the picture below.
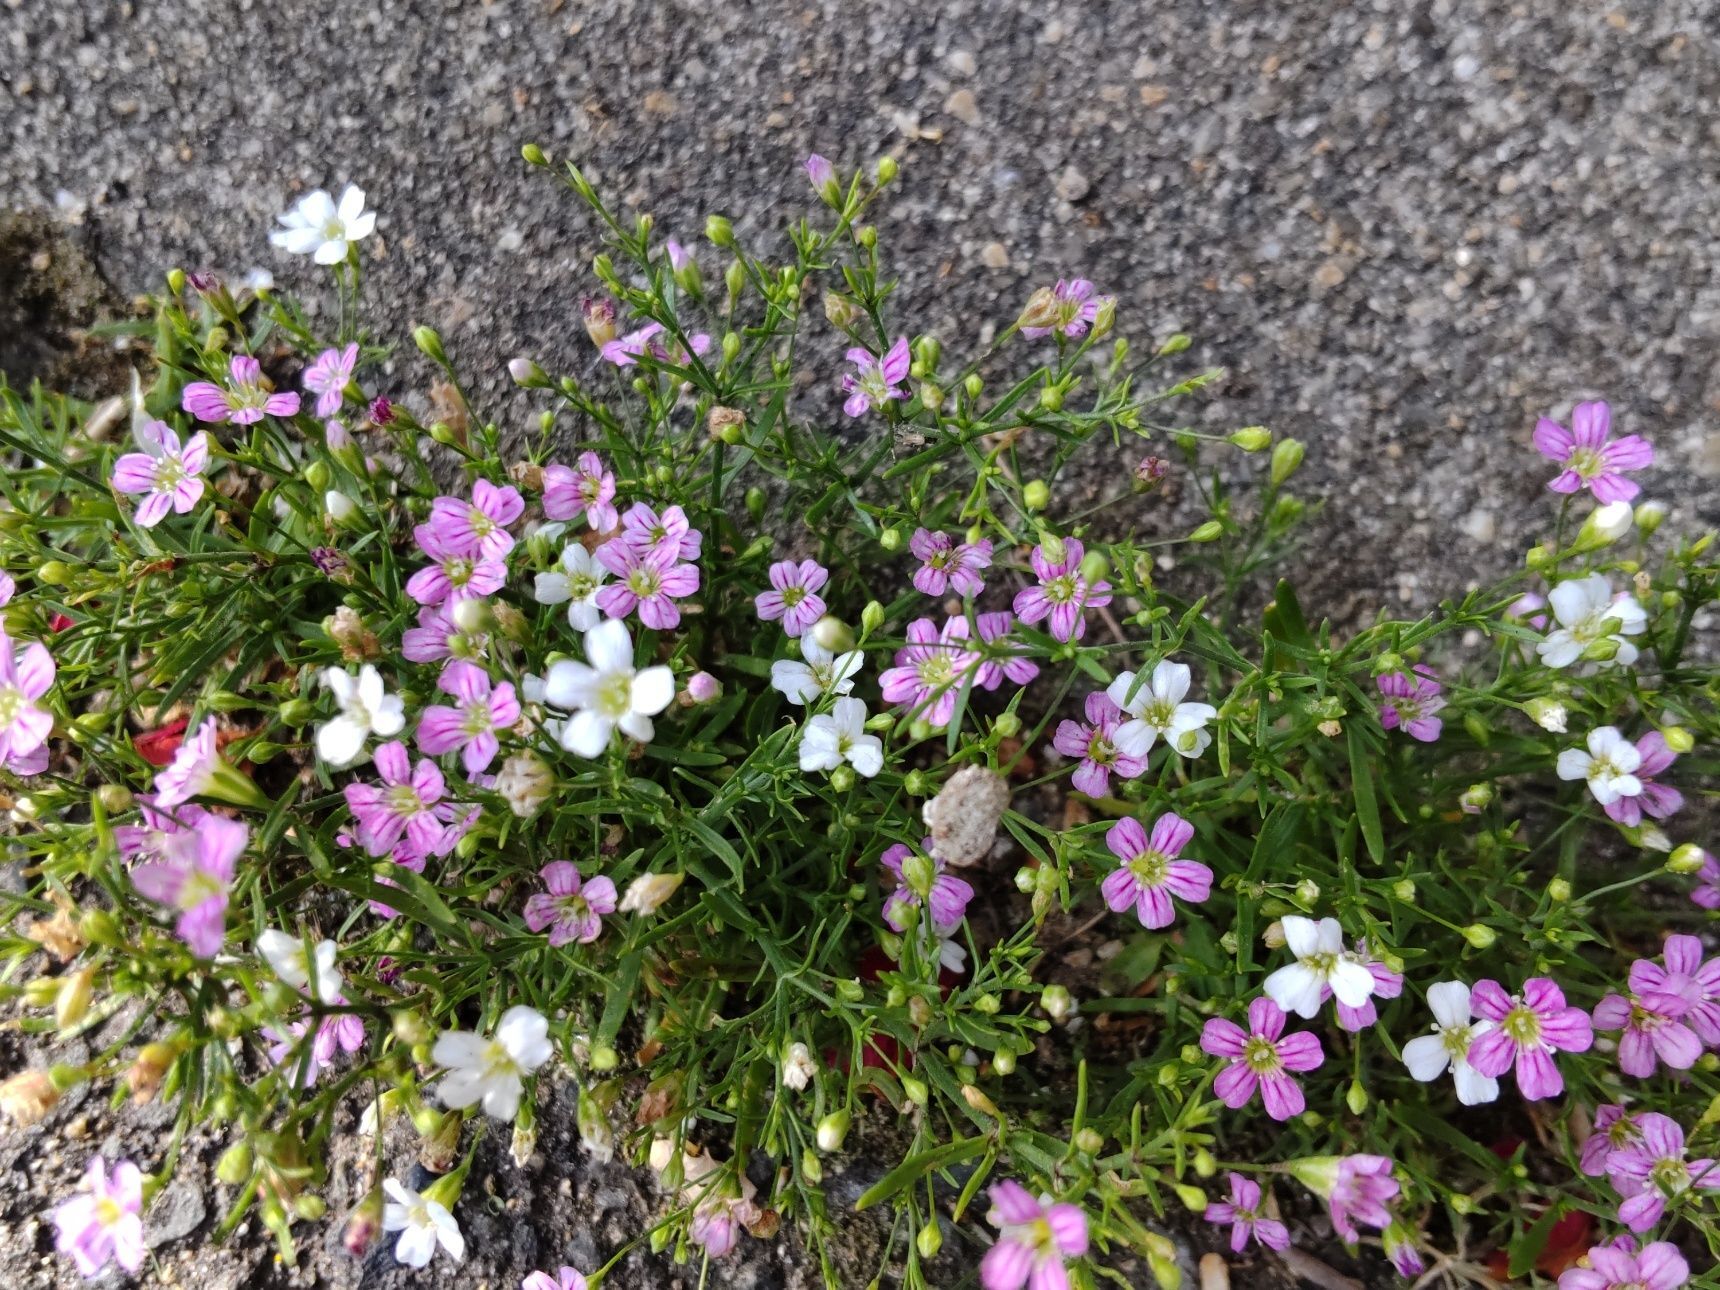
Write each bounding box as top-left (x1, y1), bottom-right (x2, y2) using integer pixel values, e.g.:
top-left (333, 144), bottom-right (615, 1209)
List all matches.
top-left (1548, 575), bottom-right (1604, 627)
top-left (1555, 749), bottom-right (1592, 781)
top-left (1328, 958), bottom-right (1377, 1008)
top-left (1452, 1062), bottom-right (1499, 1106)
top-left (798, 722), bottom-right (842, 772)
top-left (543, 660), bottom-right (596, 711)
top-left (337, 185), bottom-right (367, 223)
top-left (313, 238), bottom-right (348, 265)
top-left (1401, 1034), bottom-right (1451, 1082)
top-left (534, 572), bottom-right (572, 605)
top-left (846, 735), bottom-right (884, 777)
top-left (561, 710), bottom-right (615, 758)
top-left (1105, 670), bottom-right (1143, 715)
top-left (1111, 718), bottom-right (1155, 758)
top-left (617, 711), bottom-right (655, 743)
top-left (431, 1206), bottom-right (464, 1261)
top-left (345, 210), bottom-right (377, 241)
top-left (396, 1224), bottom-right (436, 1268)
top-left (480, 1078), bottom-right (522, 1122)
top-left (316, 716), bottom-right (368, 767)
top-left (831, 696), bottom-right (868, 736)
top-left (371, 697), bottom-right (406, 737)
top-left (1150, 659), bottom-right (1191, 706)
top-left (1536, 632), bottom-right (1582, 668)
top-left (771, 660), bottom-right (820, 705)
top-left (584, 619), bottom-right (633, 673)
top-left (1263, 963), bottom-right (1324, 1019)
top-left (323, 668), bottom-right (356, 703)
top-left (1280, 915), bottom-right (1321, 959)
top-left (630, 666), bottom-right (676, 716)
top-left (1426, 981), bottom-right (1471, 1028)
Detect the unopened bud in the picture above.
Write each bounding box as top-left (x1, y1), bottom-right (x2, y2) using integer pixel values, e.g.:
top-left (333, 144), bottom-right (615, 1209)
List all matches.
top-left (1174, 1183), bottom-right (1208, 1213)
top-left (1346, 1079), bottom-right (1369, 1115)
top-left (816, 1109), bottom-right (851, 1153)
top-left (916, 1220), bottom-right (941, 1259)
top-left (1041, 984), bottom-right (1074, 1023)
top-left (508, 357), bottom-right (550, 388)
top-left (1228, 426), bottom-right (1272, 452)
top-left (1460, 783), bottom-right (1493, 814)
top-left (1023, 480), bottom-right (1050, 512)
top-left (0, 1070), bottom-right (61, 1127)
top-left (1462, 923), bottom-right (1497, 950)
top-left (55, 966), bottom-right (95, 1030)
top-left (1188, 520), bottom-right (1224, 543)
top-left (412, 326), bottom-right (446, 365)
top-left (1547, 877), bottom-right (1572, 902)
top-left (1660, 725), bottom-right (1695, 754)
top-left (1269, 438), bottom-right (1304, 487)
top-left (1525, 696), bottom-right (1568, 733)
top-left (1634, 500), bottom-right (1667, 537)
top-left (811, 615), bottom-right (855, 654)
top-left (705, 215), bottom-right (734, 248)
top-left (1668, 845), bottom-right (1709, 876)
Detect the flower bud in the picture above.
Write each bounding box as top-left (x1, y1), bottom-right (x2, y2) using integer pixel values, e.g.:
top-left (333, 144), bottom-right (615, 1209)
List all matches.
top-left (816, 1109), bottom-right (851, 1153)
top-left (811, 615), bottom-right (855, 654)
top-left (1041, 984), bottom-right (1074, 1023)
top-left (1016, 287), bottom-right (1062, 332)
top-left (127, 1042), bottom-right (177, 1104)
top-left (1023, 480), bottom-right (1050, 511)
top-left (878, 526), bottom-right (905, 553)
top-left (993, 711), bottom-right (1021, 739)
top-left (343, 1187), bottom-right (385, 1257)
top-left (412, 326), bottom-right (446, 364)
top-left (620, 871), bottom-right (684, 915)
top-left (508, 357), bottom-right (550, 388)
top-left (705, 215), bottom-right (734, 248)
top-left (1668, 844), bottom-right (1709, 875)
top-left (324, 490), bottom-right (358, 526)
top-left (1228, 426), bottom-right (1272, 452)
top-left (1392, 878), bottom-right (1417, 903)
top-left (992, 1048), bottom-right (1017, 1075)
top-left (1462, 923), bottom-right (1497, 949)
top-left (1460, 783), bottom-right (1493, 814)
top-left (961, 1084), bottom-right (1001, 1117)
top-left (0, 1070), bottom-right (60, 1127)
top-left (1660, 725), bottom-right (1695, 754)
top-left (1294, 879), bottom-right (1320, 905)
top-left (1269, 438), bottom-right (1304, 486)
top-left (1073, 1127), bottom-right (1104, 1155)
top-left (916, 1220), bottom-right (941, 1259)
top-left (216, 1140), bottom-right (254, 1185)
top-left (55, 966), bottom-right (95, 1030)
top-left (1079, 549), bottom-right (1111, 583)
top-left (1346, 1079), bottom-right (1369, 1115)
top-left (829, 765), bottom-right (856, 792)
top-left (1524, 696), bottom-right (1568, 732)
top-left (1581, 636), bottom-right (1621, 662)
top-left (1547, 877), bottom-right (1572, 902)
top-left (1634, 500), bottom-right (1667, 537)
top-left (1188, 520), bottom-right (1224, 543)
top-left (875, 155), bottom-right (899, 185)
top-left (1578, 500), bottom-right (1634, 547)
top-left (901, 1074), bottom-right (929, 1105)
top-left (1175, 1183), bottom-right (1208, 1213)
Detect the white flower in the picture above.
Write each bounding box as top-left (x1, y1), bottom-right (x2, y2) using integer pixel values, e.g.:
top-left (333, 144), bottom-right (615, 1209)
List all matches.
top-left (619, 871), bottom-right (684, 915)
top-left (533, 544), bottom-right (608, 632)
top-left (1262, 915), bottom-right (1377, 1019)
top-left (242, 268), bottom-right (275, 292)
top-left (1584, 500), bottom-right (1635, 543)
top-left (798, 697), bottom-right (884, 777)
top-left (316, 664), bottom-right (405, 767)
top-left (270, 185), bottom-right (377, 266)
top-left (1108, 658), bottom-right (1218, 758)
top-left (1401, 981), bottom-right (1498, 1106)
top-left (770, 639), bottom-right (863, 706)
top-left (381, 1177), bottom-right (464, 1269)
top-left (542, 620), bottom-right (676, 758)
top-left (432, 1004), bottom-right (554, 1122)
top-left (256, 929), bottom-right (342, 1000)
top-left (781, 1042), bottom-right (817, 1091)
top-left (1556, 725), bottom-right (1643, 806)
top-left (1536, 573), bottom-right (1647, 669)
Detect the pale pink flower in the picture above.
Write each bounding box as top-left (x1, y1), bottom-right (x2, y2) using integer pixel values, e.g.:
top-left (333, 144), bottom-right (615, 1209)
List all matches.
top-left (1052, 691), bottom-right (1145, 797)
top-left (979, 1180), bottom-right (1088, 1290)
top-left (53, 1157), bottom-right (144, 1277)
top-left (1466, 977), bottom-right (1594, 1100)
top-left (342, 740), bottom-right (452, 858)
top-left (600, 321), bottom-right (711, 368)
top-left (418, 479), bottom-right (525, 562)
top-left (841, 338), bottom-right (911, 417)
top-left (0, 628), bottom-right (55, 774)
top-left (1376, 665), bottom-right (1445, 742)
top-left (1558, 1240), bottom-right (1689, 1290)
top-left (1020, 279), bottom-right (1107, 339)
top-left (909, 529), bottom-right (993, 598)
top-left (975, 611), bottom-right (1040, 688)
top-left (542, 452), bottom-right (618, 532)
top-left (523, 861), bottom-right (617, 946)
top-left (595, 539), bottom-right (700, 630)
top-left (181, 354), bottom-right (300, 424)
top-left (111, 420), bottom-right (210, 527)
top-left (404, 527), bottom-right (509, 606)
top-left (414, 661), bottom-right (520, 776)
top-left (1100, 813), bottom-right (1211, 929)
top-left (879, 616), bottom-right (981, 728)
top-left (1012, 538), bottom-right (1112, 643)
top-left (804, 153), bottom-right (838, 202)
top-left (401, 601), bottom-right (489, 669)
top-left (1626, 934), bottom-right (1720, 1046)
top-left (303, 342), bottom-right (359, 418)
top-left (755, 559), bottom-right (829, 637)
top-left (617, 502), bottom-right (703, 562)
top-left (130, 810), bottom-right (248, 957)
top-left (1326, 1156), bottom-right (1399, 1243)
top-left (1204, 1174), bottom-right (1289, 1253)
top-left (1689, 851), bottom-right (1720, 910)
top-left (1533, 400), bottom-right (1654, 502)
top-left (1200, 997), bottom-right (1324, 1121)
top-left (151, 715), bottom-right (222, 807)
top-left (1581, 1105), bottom-right (1646, 1178)
top-left (880, 840), bottom-right (973, 933)
top-left (1604, 731), bottom-right (1683, 827)
top-left (1604, 1112), bottom-right (1720, 1232)
top-left (523, 1269), bottom-right (590, 1290)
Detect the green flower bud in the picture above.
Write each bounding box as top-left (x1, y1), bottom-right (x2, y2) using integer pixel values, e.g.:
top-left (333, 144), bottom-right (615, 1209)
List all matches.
top-left (1660, 725), bottom-right (1695, 754)
top-left (589, 1043), bottom-right (620, 1072)
top-left (1269, 437), bottom-right (1305, 487)
top-left (876, 155), bottom-right (899, 185)
top-left (1188, 520), bottom-right (1223, 543)
top-left (412, 326), bottom-right (446, 364)
top-left (1157, 333), bottom-right (1191, 355)
top-left (903, 770), bottom-right (929, 796)
top-left (703, 214), bottom-right (734, 248)
top-left (1346, 1079), bottom-right (1369, 1115)
top-left (860, 601), bottom-right (885, 636)
top-left (816, 1109), bottom-right (851, 1152)
top-left (1023, 480), bottom-right (1050, 511)
top-left (1174, 1183), bottom-right (1208, 1213)
top-left (745, 487), bottom-right (766, 522)
top-left (811, 615), bottom-right (855, 654)
top-left (721, 331), bottom-right (741, 363)
top-left (1073, 1127), bottom-right (1104, 1155)
top-left (216, 1141), bottom-right (254, 1184)
top-left (521, 142), bottom-right (547, 166)
top-left (856, 225), bottom-right (877, 250)
top-left (992, 1048), bottom-right (1016, 1075)
top-left (166, 267), bottom-right (187, 295)
top-left (993, 711), bottom-right (1022, 739)
top-left (1078, 549), bottom-right (1110, 582)
top-left (1392, 878), bottom-right (1417, 903)
top-left (964, 374), bottom-right (983, 399)
top-left (1462, 923), bottom-right (1497, 949)
top-left (879, 526), bottom-right (905, 553)
top-left (1668, 844), bottom-right (1709, 875)
top-left (36, 560), bottom-right (71, 586)
top-left (278, 698), bottom-right (317, 728)
top-left (901, 1075), bottom-right (929, 1106)
top-left (1193, 1148), bottom-right (1218, 1178)
top-left (1547, 877), bottom-right (1573, 902)
top-left (1038, 384), bottom-right (1064, 412)
top-left (1635, 500), bottom-right (1667, 536)
top-left (1228, 426), bottom-right (1272, 452)
top-left (829, 765), bottom-right (856, 792)
top-left (294, 1195), bottom-right (327, 1222)
top-left (94, 785), bottom-right (133, 815)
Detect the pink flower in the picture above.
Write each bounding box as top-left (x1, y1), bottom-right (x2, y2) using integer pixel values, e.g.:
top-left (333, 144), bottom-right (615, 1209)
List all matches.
top-left (600, 321), bottom-right (712, 368)
top-left (1627, 934), bottom-right (1720, 1045)
top-left (1021, 279), bottom-right (1106, 339)
top-left (0, 628), bottom-right (55, 774)
top-left (909, 529), bottom-right (993, 598)
top-left (755, 559), bottom-right (829, 637)
top-left (975, 612), bottom-right (1040, 688)
top-left (1689, 850), bottom-right (1720, 910)
top-left (1052, 692), bottom-right (1146, 797)
top-left (343, 741), bottom-right (452, 858)
top-left (880, 840), bottom-right (974, 933)
top-left (1204, 1174), bottom-right (1289, 1253)
top-left (415, 661), bottom-right (520, 776)
top-left (314, 1007), bottom-right (366, 1065)
top-left (130, 810), bottom-right (248, 957)
top-left (404, 527), bottom-right (509, 606)
top-left (804, 153), bottom-right (838, 201)
top-left (1099, 812), bottom-right (1211, 930)
top-left (595, 539), bottom-right (700, 630)
top-left (543, 453), bottom-right (618, 532)
top-left (841, 338), bottom-right (911, 418)
top-left (263, 1018), bottom-right (327, 1088)
top-left (1533, 400), bottom-right (1654, 502)
top-left (111, 420), bottom-right (210, 527)
top-left (367, 848), bottom-right (428, 920)
top-left (1466, 977), bottom-right (1594, 1100)
top-left (401, 602), bottom-right (489, 669)
top-left (523, 1269), bottom-right (590, 1290)
top-left (181, 354), bottom-right (301, 425)
top-left (979, 1180), bottom-right (1088, 1290)
top-left (303, 343), bottom-right (359, 419)
top-left (1376, 665), bottom-right (1445, 742)
top-left (1326, 1156), bottom-right (1399, 1243)
top-left (151, 715), bottom-right (221, 807)
top-left (880, 616), bottom-right (981, 728)
top-left (1604, 1112), bottom-right (1720, 1231)
top-left (418, 480), bottom-right (525, 562)
top-left (1604, 732), bottom-right (1683, 827)
top-left (52, 1157), bottom-right (144, 1277)
top-left (617, 501), bottom-right (703, 562)
top-left (1200, 997), bottom-right (1324, 1120)
top-left (1559, 1241), bottom-right (1689, 1289)
top-left (523, 861), bottom-right (617, 946)
top-left (1593, 986), bottom-right (1702, 1079)
top-left (1581, 1105), bottom-right (1646, 1178)
top-left (1012, 538), bottom-right (1112, 643)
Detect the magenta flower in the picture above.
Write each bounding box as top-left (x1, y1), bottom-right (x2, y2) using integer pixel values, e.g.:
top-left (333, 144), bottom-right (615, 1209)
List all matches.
top-left (755, 559), bottom-right (829, 637)
top-left (415, 661), bottom-right (520, 776)
top-left (617, 501), bottom-right (703, 562)
top-left (1204, 1174), bottom-right (1288, 1253)
top-left (1630, 934), bottom-right (1720, 1045)
top-left (314, 1007), bottom-right (366, 1066)
top-left (979, 1180), bottom-right (1087, 1290)
top-left (880, 840), bottom-right (974, 933)
top-left (1581, 1106), bottom-right (1646, 1178)
top-left (111, 420), bottom-right (210, 527)
top-left (595, 539), bottom-right (700, 630)
top-left (1100, 813), bottom-right (1212, 930)
top-left (975, 612), bottom-right (1040, 688)
top-left (600, 321), bottom-right (712, 368)
top-left (1593, 987), bottom-right (1701, 1079)
top-left (1605, 731), bottom-right (1683, 827)
top-left (418, 479), bottom-right (525, 562)
top-left (1690, 850), bottom-right (1720, 910)
top-left (1376, 665), bottom-right (1445, 742)
top-left (1533, 400), bottom-right (1653, 502)
top-left (543, 452), bottom-right (618, 533)
top-left (1558, 1241), bottom-right (1689, 1290)
top-left (1201, 997), bottom-right (1324, 1120)
top-left (909, 529), bottom-right (993, 598)
top-left (841, 338), bottom-right (911, 418)
top-left (1052, 691), bottom-right (1146, 797)
top-left (130, 810), bottom-right (247, 957)
top-left (343, 741), bottom-right (451, 858)
top-left (1012, 538), bottom-right (1112, 643)
top-left (52, 1157), bottom-right (144, 1277)
top-left (1327, 1156), bottom-right (1400, 1243)
top-left (1605, 1112), bottom-right (1720, 1231)
top-left (302, 342), bottom-right (359, 419)
top-left (1466, 977), bottom-right (1594, 1100)
top-left (114, 796), bottom-right (203, 868)
top-left (404, 527), bottom-right (508, 606)
top-left (0, 628), bottom-right (55, 775)
top-left (880, 616), bottom-right (982, 727)
top-left (1021, 279), bottom-right (1105, 339)
top-left (401, 601), bottom-right (489, 669)
top-left (181, 354), bottom-right (300, 425)
top-left (523, 861), bottom-right (617, 946)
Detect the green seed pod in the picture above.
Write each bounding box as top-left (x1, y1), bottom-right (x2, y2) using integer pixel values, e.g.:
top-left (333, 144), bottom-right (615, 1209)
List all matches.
top-left (216, 1141), bottom-right (254, 1185)
top-left (745, 487), bottom-right (766, 522)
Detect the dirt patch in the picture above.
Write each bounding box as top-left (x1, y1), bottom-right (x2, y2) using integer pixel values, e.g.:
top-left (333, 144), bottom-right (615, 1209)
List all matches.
top-left (0, 211), bottom-right (128, 397)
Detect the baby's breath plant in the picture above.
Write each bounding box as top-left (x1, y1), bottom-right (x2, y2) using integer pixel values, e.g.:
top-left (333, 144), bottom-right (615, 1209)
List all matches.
top-left (0, 152), bottom-right (1716, 1290)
